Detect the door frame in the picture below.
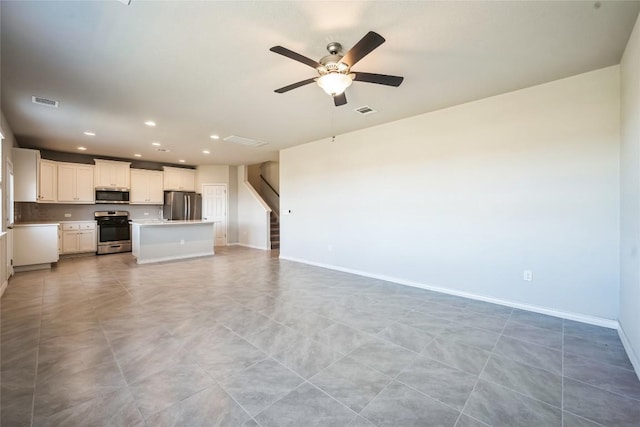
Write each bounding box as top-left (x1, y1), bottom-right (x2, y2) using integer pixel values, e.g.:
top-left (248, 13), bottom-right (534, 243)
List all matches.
top-left (201, 183), bottom-right (228, 246)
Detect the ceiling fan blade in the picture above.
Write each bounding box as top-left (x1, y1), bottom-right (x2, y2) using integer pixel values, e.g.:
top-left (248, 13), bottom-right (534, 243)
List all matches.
top-left (333, 92), bottom-right (347, 106)
top-left (274, 78), bottom-right (317, 93)
top-left (341, 31), bottom-right (385, 68)
top-left (270, 46), bottom-right (322, 69)
top-left (353, 72), bottom-right (404, 87)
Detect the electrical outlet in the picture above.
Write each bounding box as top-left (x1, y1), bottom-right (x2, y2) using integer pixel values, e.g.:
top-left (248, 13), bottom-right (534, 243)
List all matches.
top-left (64, 213), bottom-right (71, 218)
top-left (523, 270), bottom-right (533, 281)
top-left (180, 239), bottom-right (185, 245)
top-left (144, 212), bottom-right (149, 216)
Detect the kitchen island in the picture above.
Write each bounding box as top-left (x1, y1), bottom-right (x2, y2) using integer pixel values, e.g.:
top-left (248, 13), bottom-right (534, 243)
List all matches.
top-left (130, 220), bottom-right (215, 264)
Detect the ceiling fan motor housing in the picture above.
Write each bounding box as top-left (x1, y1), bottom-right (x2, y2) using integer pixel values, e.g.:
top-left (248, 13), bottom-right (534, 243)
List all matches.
top-left (318, 54), bottom-right (349, 75)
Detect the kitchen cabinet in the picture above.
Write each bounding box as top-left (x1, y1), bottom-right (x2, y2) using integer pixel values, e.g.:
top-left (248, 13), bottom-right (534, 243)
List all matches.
top-left (13, 224), bottom-right (59, 270)
top-left (13, 148), bottom-right (40, 202)
top-left (163, 166), bottom-right (196, 191)
top-left (94, 159), bottom-right (131, 189)
top-left (38, 160), bottom-right (57, 202)
top-left (60, 222), bottom-right (96, 254)
top-left (57, 162), bottom-right (95, 203)
top-left (130, 169), bottom-right (164, 204)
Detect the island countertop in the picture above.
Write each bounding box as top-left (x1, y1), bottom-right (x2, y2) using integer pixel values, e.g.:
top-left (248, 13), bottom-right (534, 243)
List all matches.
top-left (130, 219), bottom-right (214, 226)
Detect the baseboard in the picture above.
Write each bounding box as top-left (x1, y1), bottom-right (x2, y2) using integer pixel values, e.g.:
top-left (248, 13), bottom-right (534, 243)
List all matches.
top-left (229, 243), bottom-right (270, 251)
top-left (618, 324), bottom-right (640, 380)
top-left (279, 255), bottom-right (619, 329)
top-left (0, 279), bottom-right (7, 298)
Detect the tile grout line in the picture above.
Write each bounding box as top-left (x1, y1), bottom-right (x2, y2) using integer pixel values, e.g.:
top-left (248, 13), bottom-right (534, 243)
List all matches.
top-left (94, 285), bottom-right (147, 426)
top-left (452, 307), bottom-right (514, 427)
top-left (28, 277), bottom-right (46, 427)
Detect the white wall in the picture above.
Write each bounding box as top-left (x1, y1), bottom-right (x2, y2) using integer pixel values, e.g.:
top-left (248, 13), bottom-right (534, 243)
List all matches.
top-left (281, 66), bottom-right (620, 321)
top-left (236, 165), bottom-right (271, 250)
top-left (620, 15), bottom-right (640, 375)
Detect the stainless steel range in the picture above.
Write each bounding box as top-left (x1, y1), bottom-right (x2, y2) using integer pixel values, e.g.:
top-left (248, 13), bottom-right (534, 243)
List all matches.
top-left (95, 211), bottom-right (132, 254)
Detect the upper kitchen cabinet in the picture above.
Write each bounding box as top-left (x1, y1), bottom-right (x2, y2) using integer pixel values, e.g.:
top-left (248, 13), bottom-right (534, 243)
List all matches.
top-left (57, 162), bottom-right (95, 203)
top-left (130, 169), bottom-right (164, 204)
top-left (39, 160), bottom-right (57, 203)
top-left (13, 148), bottom-right (40, 202)
top-left (94, 159), bottom-right (131, 189)
top-left (163, 166), bottom-right (195, 192)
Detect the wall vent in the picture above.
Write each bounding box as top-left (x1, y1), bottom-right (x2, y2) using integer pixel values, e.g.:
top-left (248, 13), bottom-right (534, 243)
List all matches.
top-left (223, 135), bottom-right (268, 148)
top-left (354, 106), bottom-right (377, 115)
top-left (156, 148), bottom-right (171, 152)
top-left (32, 96), bottom-right (59, 108)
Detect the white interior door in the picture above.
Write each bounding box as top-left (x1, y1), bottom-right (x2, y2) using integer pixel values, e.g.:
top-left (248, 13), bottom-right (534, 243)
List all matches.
top-left (202, 184), bottom-right (227, 246)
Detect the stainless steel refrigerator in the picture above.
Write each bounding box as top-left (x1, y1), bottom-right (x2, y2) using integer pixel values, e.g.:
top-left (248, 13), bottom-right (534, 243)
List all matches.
top-left (163, 191), bottom-right (202, 220)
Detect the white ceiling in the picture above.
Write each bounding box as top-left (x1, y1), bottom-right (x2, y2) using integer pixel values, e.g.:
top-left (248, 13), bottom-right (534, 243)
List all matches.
top-left (1, 1), bottom-right (639, 166)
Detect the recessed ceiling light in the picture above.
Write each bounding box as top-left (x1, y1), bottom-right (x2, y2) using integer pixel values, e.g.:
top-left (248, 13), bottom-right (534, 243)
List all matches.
top-left (77, 146), bottom-right (87, 151)
top-left (144, 120), bottom-right (156, 127)
top-left (202, 150), bottom-right (210, 154)
top-left (210, 134), bottom-right (220, 140)
top-left (134, 154), bottom-right (142, 157)
top-left (83, 131), bottom-right (96, 136)
top-left (151, 142), bottom-right (161, 146)
top-left (178, 159), bottom-right (186, 163)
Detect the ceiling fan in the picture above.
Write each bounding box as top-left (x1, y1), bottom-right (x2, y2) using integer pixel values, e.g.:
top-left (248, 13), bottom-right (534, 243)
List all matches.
top-left (270, 31), bottom-right (404, 107)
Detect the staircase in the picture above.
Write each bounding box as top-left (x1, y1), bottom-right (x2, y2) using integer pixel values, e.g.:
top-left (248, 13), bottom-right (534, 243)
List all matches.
top-left (270, 212), bottom-right (280, 250)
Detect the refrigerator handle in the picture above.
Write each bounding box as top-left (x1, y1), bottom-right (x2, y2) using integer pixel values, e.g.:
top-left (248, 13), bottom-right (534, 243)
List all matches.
top-left (184, 194), bottom-right (188, 219)
top-left (187, 195), bottom-right (191, 219)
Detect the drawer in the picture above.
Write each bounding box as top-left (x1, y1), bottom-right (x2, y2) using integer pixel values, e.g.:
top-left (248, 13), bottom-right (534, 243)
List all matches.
top-left (80, 223), bottom-right (96, 230)
top-left (62, 223), bottom-right (80, 231)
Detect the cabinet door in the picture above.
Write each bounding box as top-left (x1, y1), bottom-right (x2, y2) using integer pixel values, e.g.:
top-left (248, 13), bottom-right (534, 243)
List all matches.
top-left (57, 164), bottom-right (77, 202)
top-left (163, 168), bottom-right (182, 190)
top-left (180, 170), bottom-right (196, 192)
top-left (130, 169), bottom-right (148, 203)
top-left (113, 164), bottom-right (130, 188)
top-left (95, 163), bottom-right (113, 187)
top-left (61, 231), bottom-right (79, 253)
top-left (75, 166), bottom-right (95, 202)
top-left (78, 230), bottom-right (96, 252)
top-left (148, 171), bottom-right (164, 203)
top-left (39, 160), bottom-right (57, 202)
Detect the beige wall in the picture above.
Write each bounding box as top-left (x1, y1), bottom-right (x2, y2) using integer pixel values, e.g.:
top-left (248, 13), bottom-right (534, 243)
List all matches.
top-left (620, 14), bottom-right (640, 375)
top-left (281, 66), bottom-right (620, 322)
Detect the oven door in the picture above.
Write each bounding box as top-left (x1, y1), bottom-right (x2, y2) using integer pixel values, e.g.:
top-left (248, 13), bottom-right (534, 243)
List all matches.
top-left (97, 218), bottom-right (131, 244)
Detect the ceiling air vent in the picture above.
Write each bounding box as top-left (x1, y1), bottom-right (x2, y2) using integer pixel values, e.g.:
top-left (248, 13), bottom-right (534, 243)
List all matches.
top-left (354, 106), bottom-right (377, 115)
top-left (32, 96), bottom-right (59, 108)
top-left (223, 135), bottom-right (268, 148)
top-left (157, 148), bottom-right (171, 152)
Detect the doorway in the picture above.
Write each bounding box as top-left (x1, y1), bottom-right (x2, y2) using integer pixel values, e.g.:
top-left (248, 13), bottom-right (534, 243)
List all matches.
top-left (202, 184), bottom-right (227, 246)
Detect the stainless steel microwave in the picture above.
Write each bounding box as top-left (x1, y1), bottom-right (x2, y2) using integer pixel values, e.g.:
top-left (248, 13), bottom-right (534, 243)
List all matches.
top-left (95, 188), bottom-right (130, 204)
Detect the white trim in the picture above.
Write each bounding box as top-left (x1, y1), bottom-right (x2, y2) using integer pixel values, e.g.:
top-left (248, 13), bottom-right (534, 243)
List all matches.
top-left (0, 279), bottom-right (7, 298)
top-left (229, 242), bottom-right (270, 251)
top-left (618, 324), bottom-right (640, 380)
top-left (279, 255), bottom-right (619, 329)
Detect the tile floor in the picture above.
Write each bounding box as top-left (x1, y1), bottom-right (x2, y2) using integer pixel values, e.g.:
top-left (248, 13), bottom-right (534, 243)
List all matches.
top-left (1, 246), bottom-right (639, 426)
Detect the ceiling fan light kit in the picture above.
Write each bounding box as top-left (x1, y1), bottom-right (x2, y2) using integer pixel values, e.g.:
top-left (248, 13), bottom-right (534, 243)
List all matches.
top-left (270, 31), bottom-right (404, 106)
top-left (317, 73), bottom-right (353, 96)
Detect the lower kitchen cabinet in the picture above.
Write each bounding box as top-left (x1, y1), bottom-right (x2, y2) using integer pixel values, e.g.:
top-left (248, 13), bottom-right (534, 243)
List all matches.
top-left (60, 222), bottom-right (97, 254)
top-left (14, 224), bottom-right (59, 270)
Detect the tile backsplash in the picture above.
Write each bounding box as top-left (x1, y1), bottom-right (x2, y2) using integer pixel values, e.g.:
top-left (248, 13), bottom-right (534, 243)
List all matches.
top-left (15, 203), bottom-right (163, 222)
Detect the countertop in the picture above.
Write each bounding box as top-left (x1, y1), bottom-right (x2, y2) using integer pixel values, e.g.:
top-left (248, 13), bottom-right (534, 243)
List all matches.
top-left (15, 220), bottom-right (97, 226)
top-left (130, 219), bottom-right (214, 226)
